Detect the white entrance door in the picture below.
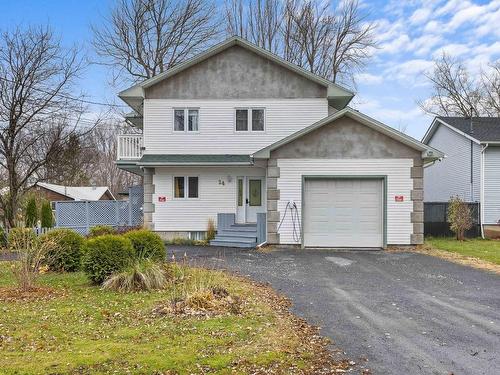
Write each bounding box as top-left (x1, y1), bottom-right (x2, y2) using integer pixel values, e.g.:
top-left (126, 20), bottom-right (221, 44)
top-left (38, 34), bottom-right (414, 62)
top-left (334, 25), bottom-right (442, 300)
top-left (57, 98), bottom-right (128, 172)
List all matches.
top-left (236, 177), bottom-right (265, 223)
top-left (303, 178), bottom-right (384, 247)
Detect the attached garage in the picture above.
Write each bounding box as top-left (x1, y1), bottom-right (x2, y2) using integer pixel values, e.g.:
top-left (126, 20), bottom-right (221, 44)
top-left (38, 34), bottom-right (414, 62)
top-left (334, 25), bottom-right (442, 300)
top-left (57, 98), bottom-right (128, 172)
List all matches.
top-left (303, 178), bottom-right (384, 248)
top-left (253, 108), bottom-right (444, 248)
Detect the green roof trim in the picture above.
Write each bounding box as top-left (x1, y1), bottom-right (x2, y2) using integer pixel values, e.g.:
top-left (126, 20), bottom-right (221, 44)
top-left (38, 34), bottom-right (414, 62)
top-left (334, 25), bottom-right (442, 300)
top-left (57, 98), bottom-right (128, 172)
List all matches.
top-left (139, 154), bottom-right (253, 165)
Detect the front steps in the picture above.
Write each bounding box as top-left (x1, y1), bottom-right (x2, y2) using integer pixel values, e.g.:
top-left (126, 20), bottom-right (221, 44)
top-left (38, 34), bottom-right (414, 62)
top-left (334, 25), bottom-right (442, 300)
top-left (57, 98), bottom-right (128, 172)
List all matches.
top-left (210, 223), bottom-right (258, 248)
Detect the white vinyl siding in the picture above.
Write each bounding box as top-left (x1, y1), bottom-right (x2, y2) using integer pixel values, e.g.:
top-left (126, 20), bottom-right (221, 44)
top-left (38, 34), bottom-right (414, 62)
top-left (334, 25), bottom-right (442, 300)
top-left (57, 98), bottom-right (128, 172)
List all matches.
top-left (152, 166), bottom-right (266, 231)
top-left (424, 124), bottom-right (481, 202)
top-left (483, 146), bottom-right (500, 224)
top-left (277, 159), bottom-right (414, 245)
top-left (143, 99), bottom-right (328, 154)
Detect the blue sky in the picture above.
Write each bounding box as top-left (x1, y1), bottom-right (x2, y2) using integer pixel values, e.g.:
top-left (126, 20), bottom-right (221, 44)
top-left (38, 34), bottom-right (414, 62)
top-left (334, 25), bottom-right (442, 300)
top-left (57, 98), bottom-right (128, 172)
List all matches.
top-left (2, 0), bottom-right (500, 139)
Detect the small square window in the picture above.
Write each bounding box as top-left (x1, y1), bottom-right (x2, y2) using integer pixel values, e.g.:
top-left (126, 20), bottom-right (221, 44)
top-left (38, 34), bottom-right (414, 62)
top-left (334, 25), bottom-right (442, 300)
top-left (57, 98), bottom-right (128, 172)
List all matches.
top-left (188, 177), bottom-right (199, 198)
top-left (236, 109), bottom-right (248, 131)
top-left (174, 176), bottom-right (185, 198)
top-left (188, 109), bottom-right (198, 131)
top-left (252, 109), bottom-right (264, 131)
top-left (174, 110), bottom-right (185, 131)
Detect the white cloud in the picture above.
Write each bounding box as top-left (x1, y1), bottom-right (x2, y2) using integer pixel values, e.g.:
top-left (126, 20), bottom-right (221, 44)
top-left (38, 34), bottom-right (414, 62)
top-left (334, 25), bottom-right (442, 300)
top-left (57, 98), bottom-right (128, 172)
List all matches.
top-left (384, 59), bottom-right (435, 84)
top-left (355, 73), bottom-right (383, 85)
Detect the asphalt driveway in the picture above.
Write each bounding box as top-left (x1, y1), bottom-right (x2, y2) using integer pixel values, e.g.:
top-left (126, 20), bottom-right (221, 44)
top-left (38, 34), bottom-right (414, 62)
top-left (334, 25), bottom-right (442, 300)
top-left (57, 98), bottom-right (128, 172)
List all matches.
top-left (169, 246), bottom-right (500, 375)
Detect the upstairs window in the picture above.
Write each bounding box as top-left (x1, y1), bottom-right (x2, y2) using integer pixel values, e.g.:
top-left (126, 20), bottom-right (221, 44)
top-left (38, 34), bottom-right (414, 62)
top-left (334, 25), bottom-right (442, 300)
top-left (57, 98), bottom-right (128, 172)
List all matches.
top-left (174, 108), bottom-right (199, 132)
top-left (235, 108), bottom-right (265, 132)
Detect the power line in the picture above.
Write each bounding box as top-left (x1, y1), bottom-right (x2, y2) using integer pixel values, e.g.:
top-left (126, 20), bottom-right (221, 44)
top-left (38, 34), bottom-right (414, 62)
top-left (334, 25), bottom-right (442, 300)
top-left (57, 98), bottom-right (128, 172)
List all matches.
top-left (0, 76), bottom-right (129, 108)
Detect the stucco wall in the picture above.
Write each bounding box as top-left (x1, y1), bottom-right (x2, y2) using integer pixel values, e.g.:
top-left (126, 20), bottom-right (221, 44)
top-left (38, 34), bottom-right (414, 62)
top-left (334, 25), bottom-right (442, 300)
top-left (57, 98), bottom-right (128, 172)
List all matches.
top-left (145, 45), bottom-right (327, 100)
top-left (267, 115), bottom-right (424, 246)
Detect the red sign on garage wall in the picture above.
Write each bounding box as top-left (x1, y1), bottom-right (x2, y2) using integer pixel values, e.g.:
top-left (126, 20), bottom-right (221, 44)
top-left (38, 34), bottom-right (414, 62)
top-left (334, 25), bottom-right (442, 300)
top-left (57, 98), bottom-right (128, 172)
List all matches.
top-left (158, 196), bottom-right (167, 202)
top-left (395, 195), bottom-right (404, 202)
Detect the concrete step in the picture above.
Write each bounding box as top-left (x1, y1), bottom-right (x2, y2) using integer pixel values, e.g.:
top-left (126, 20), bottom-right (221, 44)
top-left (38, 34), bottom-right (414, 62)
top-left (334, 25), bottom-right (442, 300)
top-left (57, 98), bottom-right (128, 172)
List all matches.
top-left (213, 235), bottom-right (257, 242)
top-left (217, 230), bottom-right (257, 238)
top-left (225, 225), bottom-right (257, 232)
top-left (210, 239), bottom-right (257, 248)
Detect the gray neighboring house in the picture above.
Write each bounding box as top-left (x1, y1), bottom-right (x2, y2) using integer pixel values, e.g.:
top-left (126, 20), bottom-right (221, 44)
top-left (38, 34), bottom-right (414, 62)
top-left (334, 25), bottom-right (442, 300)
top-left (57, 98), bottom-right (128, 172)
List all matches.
top-left (423, 117), bottom-right (500, 234)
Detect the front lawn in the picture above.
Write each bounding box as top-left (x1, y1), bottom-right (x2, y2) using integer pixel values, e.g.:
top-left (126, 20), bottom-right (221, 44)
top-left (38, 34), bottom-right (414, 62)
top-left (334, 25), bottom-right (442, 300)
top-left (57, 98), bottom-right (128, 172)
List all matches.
top-left (426, 237), bottom-right (500, 265)
top-left (0, 262), bottom-right (347, 374)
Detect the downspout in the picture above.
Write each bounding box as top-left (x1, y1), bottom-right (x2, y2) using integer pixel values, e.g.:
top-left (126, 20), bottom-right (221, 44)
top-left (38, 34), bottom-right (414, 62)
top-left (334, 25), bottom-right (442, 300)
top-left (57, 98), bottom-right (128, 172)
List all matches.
top-left (480, 143), bottom-right (489, 239)
top-left (470, 139), bottom-right (474, 202)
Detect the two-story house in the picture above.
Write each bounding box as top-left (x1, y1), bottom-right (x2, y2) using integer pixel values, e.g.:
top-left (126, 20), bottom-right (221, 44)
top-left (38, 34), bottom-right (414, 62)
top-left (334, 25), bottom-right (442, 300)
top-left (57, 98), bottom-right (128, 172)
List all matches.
top-left (423, 116), bottom-right (500, 237)
top-left (116, 36), bottom-right (442, 248)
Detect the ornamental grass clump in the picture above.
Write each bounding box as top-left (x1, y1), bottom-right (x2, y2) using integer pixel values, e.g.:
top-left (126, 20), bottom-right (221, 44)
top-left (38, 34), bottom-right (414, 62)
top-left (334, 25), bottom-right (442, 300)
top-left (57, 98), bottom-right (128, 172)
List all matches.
top-left (102, 259), bottom-right (168, 292)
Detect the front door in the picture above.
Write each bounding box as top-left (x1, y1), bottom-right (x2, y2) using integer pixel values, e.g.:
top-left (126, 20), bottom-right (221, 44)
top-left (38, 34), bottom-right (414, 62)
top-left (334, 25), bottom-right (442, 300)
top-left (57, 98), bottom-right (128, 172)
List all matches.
top-left (236, 177), bottom-right (264, 223)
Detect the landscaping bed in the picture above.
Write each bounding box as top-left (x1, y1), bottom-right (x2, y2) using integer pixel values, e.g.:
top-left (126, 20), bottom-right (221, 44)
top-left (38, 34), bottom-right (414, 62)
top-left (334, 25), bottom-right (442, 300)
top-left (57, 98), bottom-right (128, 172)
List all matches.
top-left (0, 262), bottom-right (350, 374)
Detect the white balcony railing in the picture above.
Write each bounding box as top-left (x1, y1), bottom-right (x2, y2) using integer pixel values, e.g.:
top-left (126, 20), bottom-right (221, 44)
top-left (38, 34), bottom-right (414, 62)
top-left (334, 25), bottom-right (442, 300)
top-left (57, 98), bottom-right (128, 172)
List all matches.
top-left (117, 134), bottom-right (143, 160)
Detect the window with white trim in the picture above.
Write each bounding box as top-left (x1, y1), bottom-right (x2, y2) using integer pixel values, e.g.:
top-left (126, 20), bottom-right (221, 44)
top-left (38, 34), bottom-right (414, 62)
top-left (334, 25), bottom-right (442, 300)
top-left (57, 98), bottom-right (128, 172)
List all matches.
top-left (235, 108), bottom-right (265, 132)
top-left (174, 108), bottom-right (199, 132)
top-left (174, 176), bottom-right (199, 198)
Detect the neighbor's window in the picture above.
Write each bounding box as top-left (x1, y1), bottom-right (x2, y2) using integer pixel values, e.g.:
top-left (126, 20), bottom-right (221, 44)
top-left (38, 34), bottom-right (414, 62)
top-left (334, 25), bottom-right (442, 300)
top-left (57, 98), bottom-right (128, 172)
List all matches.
top-left (174, 108), bottom-right (198, 132)
top-left (174, 176), bottom-right (198, 199)
top-left (235, 108), bottom-right (265, 132)
top-left (235, 109), bottom-right (248, 131)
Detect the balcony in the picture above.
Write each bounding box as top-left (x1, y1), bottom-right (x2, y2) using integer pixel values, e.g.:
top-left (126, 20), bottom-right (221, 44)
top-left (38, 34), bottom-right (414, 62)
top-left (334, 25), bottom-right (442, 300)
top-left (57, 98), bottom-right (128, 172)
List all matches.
top-left (117, 134), bottom-right (143, 160)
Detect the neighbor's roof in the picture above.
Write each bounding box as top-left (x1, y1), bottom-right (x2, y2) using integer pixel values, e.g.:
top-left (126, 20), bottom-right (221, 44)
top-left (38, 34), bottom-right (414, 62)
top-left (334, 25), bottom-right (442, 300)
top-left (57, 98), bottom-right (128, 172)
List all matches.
top-left (425, 117), bottom-right (500, 143)
top-left (139, 154), bottom-right (253, 165)
top-left (252, 107), bottom-right (444, 161)
top-left (119, 36), bottom-right (355, 112)
top-left (36, 182), bottom-right (115, 201)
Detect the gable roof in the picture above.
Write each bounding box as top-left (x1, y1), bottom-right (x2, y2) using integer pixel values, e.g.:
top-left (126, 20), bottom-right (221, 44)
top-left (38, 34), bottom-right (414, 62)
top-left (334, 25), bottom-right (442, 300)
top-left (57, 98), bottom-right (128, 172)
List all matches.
top-left (423, 117), bottom-right (500, 144)
top-left (119, 36), bottom-right (355, 113)
top-left (36, 182), bottom-right (115, 201)
top-left (252, 108), bottom-right (444, 161)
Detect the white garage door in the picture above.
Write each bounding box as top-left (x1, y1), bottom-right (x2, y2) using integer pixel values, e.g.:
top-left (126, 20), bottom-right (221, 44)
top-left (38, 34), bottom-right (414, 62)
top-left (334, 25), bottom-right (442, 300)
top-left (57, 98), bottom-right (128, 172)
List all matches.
top-left (303, 178), bottom-right (384, 248)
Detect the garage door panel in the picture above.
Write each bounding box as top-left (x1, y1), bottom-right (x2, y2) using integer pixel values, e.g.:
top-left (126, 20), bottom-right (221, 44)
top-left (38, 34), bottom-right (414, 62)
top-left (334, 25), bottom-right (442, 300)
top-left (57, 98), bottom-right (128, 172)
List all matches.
top-left (304, 178), bottom-right (383, 248)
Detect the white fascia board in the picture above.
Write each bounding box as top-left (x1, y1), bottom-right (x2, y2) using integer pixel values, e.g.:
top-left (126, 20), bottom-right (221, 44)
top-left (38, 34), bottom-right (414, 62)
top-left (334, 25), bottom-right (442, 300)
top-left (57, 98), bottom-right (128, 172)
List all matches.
top-left (424, 118), bottom-right (481, 144)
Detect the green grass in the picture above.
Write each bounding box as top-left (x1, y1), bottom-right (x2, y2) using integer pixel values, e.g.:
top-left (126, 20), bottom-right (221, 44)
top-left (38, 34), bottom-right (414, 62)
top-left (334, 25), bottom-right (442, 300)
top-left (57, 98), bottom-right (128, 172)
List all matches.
top-left (426, 237), bottom-right (500, 265)
top-left (0, 262), bottom-right (317, 374)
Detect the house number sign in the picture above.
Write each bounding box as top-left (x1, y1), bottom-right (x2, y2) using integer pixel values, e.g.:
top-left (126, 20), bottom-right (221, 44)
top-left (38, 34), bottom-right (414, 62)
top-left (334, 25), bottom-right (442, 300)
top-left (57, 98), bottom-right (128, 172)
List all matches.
top-left (158, 196), bottom-right (167, 202)
top-left (395, 195), bottom-right (404, 202)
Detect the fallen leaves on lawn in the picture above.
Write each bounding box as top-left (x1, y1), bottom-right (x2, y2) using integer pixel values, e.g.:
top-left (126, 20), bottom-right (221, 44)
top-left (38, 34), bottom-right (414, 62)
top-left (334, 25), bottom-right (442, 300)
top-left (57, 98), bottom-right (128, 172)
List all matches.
top-left (0, 286), bottom-right (65, 302)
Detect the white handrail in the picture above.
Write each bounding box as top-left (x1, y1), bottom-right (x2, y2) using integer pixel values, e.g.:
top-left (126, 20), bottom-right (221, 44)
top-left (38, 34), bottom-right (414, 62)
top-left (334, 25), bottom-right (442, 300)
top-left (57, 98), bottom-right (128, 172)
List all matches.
top-left (117, 134), bottom-right (143, 160)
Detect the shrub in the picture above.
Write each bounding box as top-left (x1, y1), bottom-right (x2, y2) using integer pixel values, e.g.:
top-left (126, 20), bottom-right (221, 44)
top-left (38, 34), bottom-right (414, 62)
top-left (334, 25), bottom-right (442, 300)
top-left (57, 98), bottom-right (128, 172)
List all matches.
top-left (0, 226), bottom-right (6, 248)
top-left (8, 228), bottom-right (60, 290)
top-left (81, 235), bottom-right (135, 284)
top-left (8, 227), bottom-right (36, 250)
top-left (124, 229), bottom-right (165, 261)
top-left (206, 218), bottom-right (216, 241)
top-left (25, 196), bottom-right (38, 227)
top-left (40, 228), bottom-right (84, 272)
top-left (448, 196), bottom-right (473, 241)
top-left (88, 225), bottom-right (116, 238)
top-left (102, 259), bottom-right (167, 292)
top-left (40, 201), bottom-right (53, 228)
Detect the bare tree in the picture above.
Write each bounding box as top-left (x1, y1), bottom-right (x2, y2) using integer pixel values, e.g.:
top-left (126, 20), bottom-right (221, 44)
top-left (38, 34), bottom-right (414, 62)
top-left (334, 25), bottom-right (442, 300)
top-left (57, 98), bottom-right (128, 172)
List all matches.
top-left (421, 54), bottom-right (484, 117)
top-left (224, 0), bottom-right (376, 85)
top-left (93, 0), bottom-right (221, 83)
top-left (482, 61), bottom-right (500, 116)
top-left (0, 26), bottom-right (99, 228)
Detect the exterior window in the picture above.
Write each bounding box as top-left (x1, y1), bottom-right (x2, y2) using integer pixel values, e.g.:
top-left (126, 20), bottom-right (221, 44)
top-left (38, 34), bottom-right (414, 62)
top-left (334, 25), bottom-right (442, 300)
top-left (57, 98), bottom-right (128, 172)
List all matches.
top-left (248, 179), bottom-right (262, 206)
top-left (188, 177), bottom-right (199, 198)
top-left (188, 109), bottom-right (198, 131)
top-left (174, 108), bottom-right (199, 132)
top-left (174, 176), bottom-right (198, 199)
top-left (235, 108), bottom-right (265, 132)
top-left (235, 109), bottom-right (248, 131)
top-left (252, 109), bottom-right (264, 131)
top-left (174, 176), bottom-right (185, 198)
top-left (174, 110), bottom-right (185, 131)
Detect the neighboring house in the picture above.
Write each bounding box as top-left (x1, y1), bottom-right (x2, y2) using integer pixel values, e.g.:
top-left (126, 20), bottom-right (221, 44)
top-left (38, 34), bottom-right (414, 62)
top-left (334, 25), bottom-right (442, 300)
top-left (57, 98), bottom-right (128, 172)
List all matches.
top-left (35, 182), bottom-right (115, 203)
top-left (423, 117), bottom-right (500, 234)
top-left (116, 36), bottom-right (442, 248)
